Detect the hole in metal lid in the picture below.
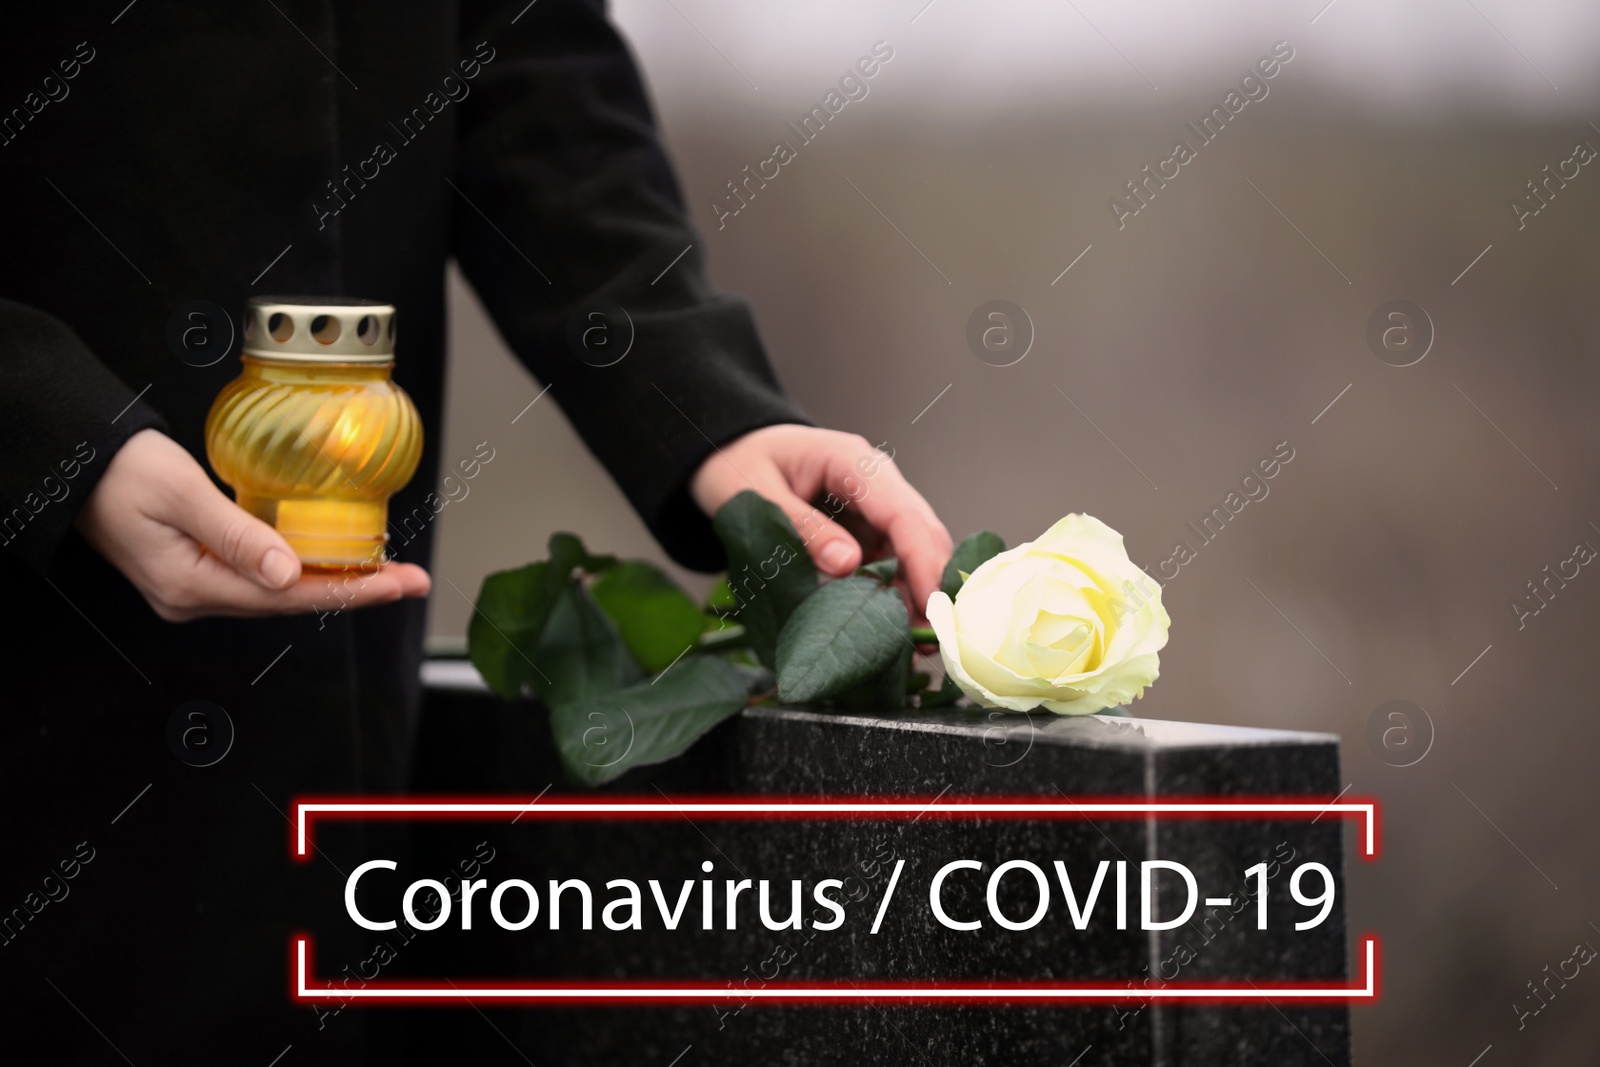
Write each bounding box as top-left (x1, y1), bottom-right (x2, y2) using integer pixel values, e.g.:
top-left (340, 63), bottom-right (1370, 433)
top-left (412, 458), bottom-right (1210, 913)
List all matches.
top-left (311, 315), bottom-right (341, 345)
top-left (357, 315), bottom-right (381, 346)
top-left (268, 313), bottom-right (293, 342)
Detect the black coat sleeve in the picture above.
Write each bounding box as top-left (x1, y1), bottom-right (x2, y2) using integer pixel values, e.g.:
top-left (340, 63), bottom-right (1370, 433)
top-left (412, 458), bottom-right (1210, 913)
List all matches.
top-left (0, 298), bottom-right (164, 573)
top-left (452, 0), bottom-right (810, 571)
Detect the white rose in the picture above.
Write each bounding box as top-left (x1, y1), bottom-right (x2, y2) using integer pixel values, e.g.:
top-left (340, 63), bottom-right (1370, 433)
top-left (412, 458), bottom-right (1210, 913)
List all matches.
top-left (925, 514), bottom-right (1170, 715)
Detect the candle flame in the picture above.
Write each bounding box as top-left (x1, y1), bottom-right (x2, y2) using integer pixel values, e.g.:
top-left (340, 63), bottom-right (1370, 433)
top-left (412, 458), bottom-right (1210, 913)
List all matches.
top-left (331, 407), bottom-right (363, 453)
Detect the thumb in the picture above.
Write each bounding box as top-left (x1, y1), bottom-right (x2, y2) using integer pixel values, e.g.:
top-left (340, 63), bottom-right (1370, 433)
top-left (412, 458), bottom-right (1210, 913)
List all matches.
top-left (170, 470), bottom-right (302, 591)
top-left (763, 483), bottom-right (862, 577)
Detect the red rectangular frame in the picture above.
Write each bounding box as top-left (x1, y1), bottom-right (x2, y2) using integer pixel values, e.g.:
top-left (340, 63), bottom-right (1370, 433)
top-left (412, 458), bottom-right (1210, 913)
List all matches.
top-left (290, 794), bottom-right (1380, 1006)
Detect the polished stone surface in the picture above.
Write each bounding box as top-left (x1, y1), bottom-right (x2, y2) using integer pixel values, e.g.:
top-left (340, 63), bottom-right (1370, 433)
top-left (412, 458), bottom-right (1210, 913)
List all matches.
top-left (393, 662), bottom-right (1352, 1065)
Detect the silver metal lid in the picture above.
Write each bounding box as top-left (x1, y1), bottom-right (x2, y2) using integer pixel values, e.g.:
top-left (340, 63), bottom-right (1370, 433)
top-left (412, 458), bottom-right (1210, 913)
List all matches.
top-left (241, 296), bottom-right (396, 363)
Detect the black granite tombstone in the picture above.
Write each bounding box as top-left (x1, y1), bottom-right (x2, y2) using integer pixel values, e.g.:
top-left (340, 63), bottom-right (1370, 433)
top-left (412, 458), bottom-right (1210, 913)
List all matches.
top-left (389, 660), bottom-right (1353, 1066)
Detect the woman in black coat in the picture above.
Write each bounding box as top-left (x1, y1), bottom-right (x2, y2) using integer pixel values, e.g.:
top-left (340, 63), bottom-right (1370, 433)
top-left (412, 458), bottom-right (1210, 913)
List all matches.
top-left (0, 2), bottom-right (950, 1061)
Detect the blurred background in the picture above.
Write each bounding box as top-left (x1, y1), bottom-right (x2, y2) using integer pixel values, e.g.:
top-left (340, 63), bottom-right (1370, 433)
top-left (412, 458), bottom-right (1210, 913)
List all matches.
top-left (426, 2), bottom-right (1600, 1062)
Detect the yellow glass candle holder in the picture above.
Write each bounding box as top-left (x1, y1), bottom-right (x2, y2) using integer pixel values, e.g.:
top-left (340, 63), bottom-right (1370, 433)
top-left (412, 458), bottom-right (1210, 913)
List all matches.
top-left (205, 297), bottom-right (422, 569)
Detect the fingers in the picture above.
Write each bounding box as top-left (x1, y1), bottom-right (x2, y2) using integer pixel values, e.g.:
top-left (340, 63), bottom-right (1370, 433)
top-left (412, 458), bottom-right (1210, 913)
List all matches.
top-left (813, 441), bottom-right (952, 620)
top-left (689, 425), bottom-right (953, 614)
top-left (861, 499), bottom-right (952, 622)
top-left (271, 560), bottom-right (433, 616)
top-left (152, 550), bottom-right (430, 622)
top-left (131, 430), bottom-right (299, 591)
top-left (377, 562), bottom-right (433, 599)
top-left (690, 427), bottom-right (865, 577)
top-left (180, 474), bottom-right (303, 593)
top-left (765, 479), bottom-right (863, 577)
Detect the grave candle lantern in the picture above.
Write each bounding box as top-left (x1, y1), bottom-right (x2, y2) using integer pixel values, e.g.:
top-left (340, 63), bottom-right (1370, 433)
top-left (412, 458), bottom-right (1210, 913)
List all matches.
top-left (205, 296), bottom-right (422, 570)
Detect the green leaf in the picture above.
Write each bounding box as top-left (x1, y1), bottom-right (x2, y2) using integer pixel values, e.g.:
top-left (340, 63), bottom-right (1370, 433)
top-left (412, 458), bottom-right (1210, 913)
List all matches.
top-left (727, 658), bottom-right (775, 695)
top-left (551, 655), bottom-right (752, 786)
top-left (589, 561), bottom-right (710, 673)
top-left (776, 576), bottom-right (908, 703)
top-left (712, 491), bottom-right (818, 669)
top-left (467, 533), bottom-right (629, 701)
top-left (468, 560), bottom-right (567, 700)
top-left (856, 557), bottom-right (900, 584)
top-left (941, 530), bottom-right (1006, 599)
top-left (919, 672), bottom-right (964, 708)
top-left (702, 581), bottom-right (743, 645)
top-left (705, 574), bottom-right (739, 614)
top-left (549, 531), bottom-right (617, 574)
top-left (536, 580), bottom-right (643, 707)
top-left (836, 641), bottom-right (912, 710)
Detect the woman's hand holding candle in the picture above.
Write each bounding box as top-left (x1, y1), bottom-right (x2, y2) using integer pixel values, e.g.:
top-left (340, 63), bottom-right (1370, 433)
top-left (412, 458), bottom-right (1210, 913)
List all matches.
top-left (77, 429), bottom-right (431, 622)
